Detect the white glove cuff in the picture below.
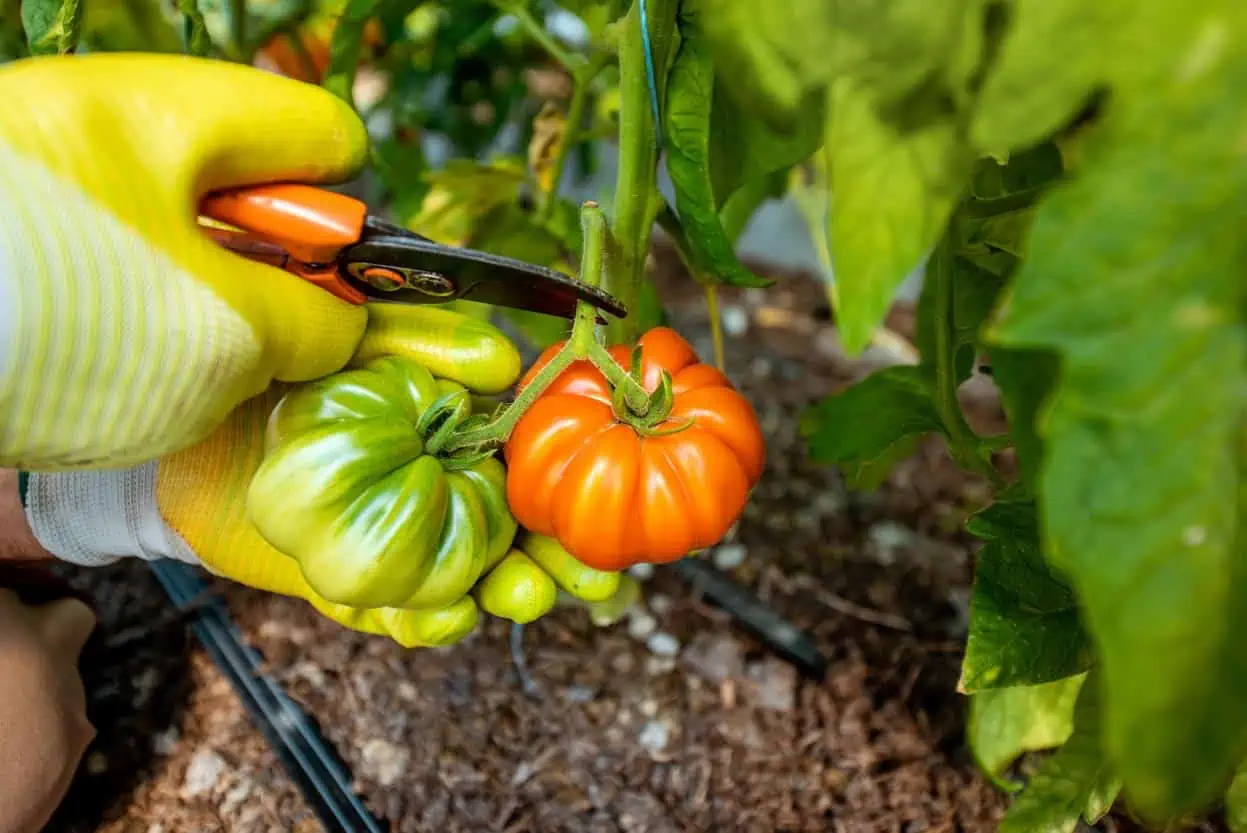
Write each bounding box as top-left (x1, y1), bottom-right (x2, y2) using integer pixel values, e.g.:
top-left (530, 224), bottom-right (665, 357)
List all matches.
top-left (24, 463), bottom-right (201, 568)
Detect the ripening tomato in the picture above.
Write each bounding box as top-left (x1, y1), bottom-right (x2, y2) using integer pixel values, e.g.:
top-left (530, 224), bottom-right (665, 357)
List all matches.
top-left (502, 327), bottom-right (765, 571)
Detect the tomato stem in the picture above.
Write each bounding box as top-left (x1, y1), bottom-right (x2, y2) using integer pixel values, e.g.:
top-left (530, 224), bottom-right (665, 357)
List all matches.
top-left (441, 201), bottom-right (650, 452)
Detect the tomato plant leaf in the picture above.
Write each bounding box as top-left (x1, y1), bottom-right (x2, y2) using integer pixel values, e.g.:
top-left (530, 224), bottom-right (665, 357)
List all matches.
top-left (970, 0), bottom-right (1121, 156)
top-left (959, 498), bottom-right (1093, 692)
top-left (691, 0), bottom-right (835, 131)
top-left (22, 0), bottom-right (83, 54)
top-left (663, 26), bottom-right (769, 289)
top-left (694, 0), bottom-right (986, 133)
top-left (800, 366), bottom-right (943, 490)
top-left (1227, 763), bottom-right (1247, 833)
top-left (968, 674), bottom-right (1086, 788)
top-left (707, 85), bottom-right (826, 211)
top-left (987, 9), bottom-right (1247, 817)
top-left (998, 674), bottom-right (1121, 833)
top-left (824, 78), bottom-right (969, 355)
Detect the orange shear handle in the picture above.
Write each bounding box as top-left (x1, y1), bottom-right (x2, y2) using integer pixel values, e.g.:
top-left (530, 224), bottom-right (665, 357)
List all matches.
top-left (199, 183), bottom-right (370, 305)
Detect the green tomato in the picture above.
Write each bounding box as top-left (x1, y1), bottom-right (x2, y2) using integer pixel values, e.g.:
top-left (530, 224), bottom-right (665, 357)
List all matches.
top-left (520, 532), bottom-right (620, 603)
top-left (247, 355), bottom-right (518, 610)
top-left (351, 303), bottom-right (522, 395)
top-left (476, 551), bottom-right (557, 624)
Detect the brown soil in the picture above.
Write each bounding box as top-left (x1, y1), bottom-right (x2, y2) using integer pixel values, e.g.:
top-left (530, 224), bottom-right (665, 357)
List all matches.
top-left (39, 245), bottom-right (1184, 833)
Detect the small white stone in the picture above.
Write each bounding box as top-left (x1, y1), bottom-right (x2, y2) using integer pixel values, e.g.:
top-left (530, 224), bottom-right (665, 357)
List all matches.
top-left (396, 682), bottom-right (418, 702)
top-left (628, 563), bottom-right (655, 581)
top-left (870, 521), bottom-right (914, 550)
top-left (152, 727), bottom-right (180, 756)
top-left (721, 305), bottom-right (749, 337)
top-left (219, 777), bottom-right (254, 815)
top-left (291, 660), bottom-right (326, 688)
top-left (712, 543), bottom-right (747, 571)
top-left (182, 748), bottom-right (226, 799)
top-left (648, 594), bottom-right (673, 616)
top-left (637, 720), bottom-right (670, 752)
top-left (627, 611), bottom-right (658, 640)
top-left (646, 632), bottom-right (680, 657)
top-left (359, 739), bottom-right (410, 787)
top-left (645, 656), bottom-right (676, 675)
top-left (639, 699), bottom-right (658, 717)
top-left (147, 824), bottom-right (165, 833)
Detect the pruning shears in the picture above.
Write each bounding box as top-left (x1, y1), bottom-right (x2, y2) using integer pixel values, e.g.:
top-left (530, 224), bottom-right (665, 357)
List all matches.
top-left (197, 183), bottom-right (626, 320)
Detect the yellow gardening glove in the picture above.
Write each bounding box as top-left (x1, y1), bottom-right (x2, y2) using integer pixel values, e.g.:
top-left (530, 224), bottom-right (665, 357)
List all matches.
top-left (0, 52), bottom-right (370, 471)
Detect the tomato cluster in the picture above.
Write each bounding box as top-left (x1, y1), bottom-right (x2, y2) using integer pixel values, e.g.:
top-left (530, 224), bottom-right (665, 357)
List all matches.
top-left (246, 319), bottom-right (763, 647)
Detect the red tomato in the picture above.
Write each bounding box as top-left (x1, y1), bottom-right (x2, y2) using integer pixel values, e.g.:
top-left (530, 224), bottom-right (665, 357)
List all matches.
top-left (503, 327), bottom-right (765, 571)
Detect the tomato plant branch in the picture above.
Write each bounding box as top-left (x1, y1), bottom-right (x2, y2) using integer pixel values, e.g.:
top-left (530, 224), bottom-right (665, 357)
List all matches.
top-left (605, 0), bottom-right (677, 345)
top-left (962, 188), bottom-right (1045, 219)
top-left (494, 0), bottom-right (582, 73)
top-left (442, 202), bottom-right (648, 455)
top-left (930, 237), bottom-right (1004, 487)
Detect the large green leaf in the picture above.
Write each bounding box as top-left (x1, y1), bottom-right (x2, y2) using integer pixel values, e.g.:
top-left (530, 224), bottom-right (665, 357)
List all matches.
top-left (999, 673), bottom-right (1121, 833)
top-left (988, 4), bottom-right (1247, 818)
top-left (970, 0), bottom-right (1123, 156)
top-left (824, 78), bottom-right (969, 355)
top-left (707, 84), bottom-right (826, 210)
top-left (959, 498), bottom-right (1093, 692)
top-left (663, 25), bottom-right (768, 288)
top-left (968, 673), bottom-right (1086, 787)
top-left (694, 0), bottom-right (987, 132)
top-left (800, 365), bottom-right (943, 490)
top-left (693, 0), bottom-right (836, 131)
top-left (22, 0), bottom-right (83, 53)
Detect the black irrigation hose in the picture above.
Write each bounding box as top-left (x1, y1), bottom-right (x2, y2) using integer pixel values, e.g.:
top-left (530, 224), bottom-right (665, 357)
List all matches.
top-left (148, 560), bottom-right (387, 833)
top-left (664, 559), bottom-right (828, 681)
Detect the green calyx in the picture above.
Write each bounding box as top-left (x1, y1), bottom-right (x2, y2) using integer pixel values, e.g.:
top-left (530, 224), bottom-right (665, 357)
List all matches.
top-left (604, 347), bottom-right (693, 437)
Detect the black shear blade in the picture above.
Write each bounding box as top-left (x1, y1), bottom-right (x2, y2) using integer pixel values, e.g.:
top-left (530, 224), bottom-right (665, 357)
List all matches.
top-left (343, 219), bottom-right (626, 320)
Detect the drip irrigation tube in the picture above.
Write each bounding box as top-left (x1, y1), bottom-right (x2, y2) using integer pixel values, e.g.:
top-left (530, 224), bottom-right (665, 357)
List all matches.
top-left (148, 560), bottom-right (387, 833)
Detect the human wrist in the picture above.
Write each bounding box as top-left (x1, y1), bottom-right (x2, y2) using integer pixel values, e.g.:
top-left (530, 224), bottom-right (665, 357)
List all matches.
top-left (0, 470), bottom-right (50, 562)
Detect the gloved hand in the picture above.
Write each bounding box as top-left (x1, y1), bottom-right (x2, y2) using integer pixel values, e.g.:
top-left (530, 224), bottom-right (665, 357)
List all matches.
top-left (0, 52), bottom-right (370, 470)
top-left (20, 301), bottom-right (549, 646)
top-left (21, 303), bottom-right (629, 647)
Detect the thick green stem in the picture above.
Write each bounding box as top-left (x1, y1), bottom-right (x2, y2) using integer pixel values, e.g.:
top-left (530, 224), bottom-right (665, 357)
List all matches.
top-left (962, 187), bottom-right (1044, 219)
top-left (930, 237), bottom-right (1005, 487)
top-left (229, 0), bottom-right (247, 60)
top-left (605, 0), bottom-right (678, 345)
